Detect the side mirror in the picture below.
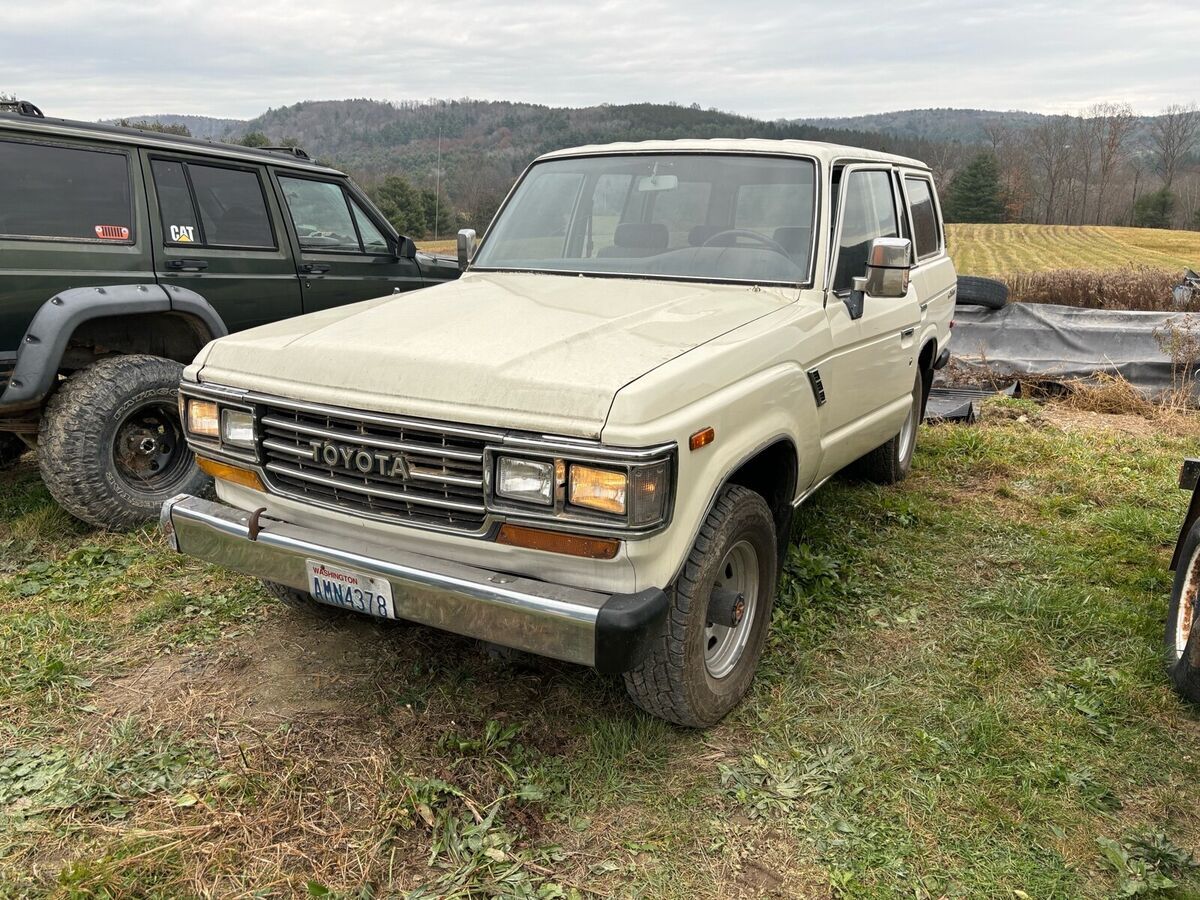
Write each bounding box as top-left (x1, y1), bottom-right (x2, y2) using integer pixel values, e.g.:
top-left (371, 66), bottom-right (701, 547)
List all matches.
top-left (863, 237), bottom-right (912, 298)
top-left (395, 236), bottom-right (417, 259)
top-left (457, 228), bottom-right (477, 271)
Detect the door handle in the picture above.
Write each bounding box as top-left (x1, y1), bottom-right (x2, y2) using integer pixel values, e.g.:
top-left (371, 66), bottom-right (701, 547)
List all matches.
top-left (301, 263), bottom-right (331, 274)
top-left (167, 259), bottom-right (208, 271)
top-left (901, 327), bottom-right (916, 339)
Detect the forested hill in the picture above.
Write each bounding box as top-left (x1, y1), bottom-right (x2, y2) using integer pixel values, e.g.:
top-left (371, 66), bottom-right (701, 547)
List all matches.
top-left (796, 108), bottom-right (1051, 143)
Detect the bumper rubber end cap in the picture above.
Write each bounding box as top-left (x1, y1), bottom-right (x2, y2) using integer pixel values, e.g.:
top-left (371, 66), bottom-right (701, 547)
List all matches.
top-left (594, 587), bottom-right (669, 674)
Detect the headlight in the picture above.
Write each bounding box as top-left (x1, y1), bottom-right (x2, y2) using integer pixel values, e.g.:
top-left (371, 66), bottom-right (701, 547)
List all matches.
top-left (496, 456), bottom-right (555, 506)
top-left (185, 399), bottom-right (219, 438)
top-left (569, 465), bottom-right (627, 515)
top-left (220, 409), bottom-right (255, 448)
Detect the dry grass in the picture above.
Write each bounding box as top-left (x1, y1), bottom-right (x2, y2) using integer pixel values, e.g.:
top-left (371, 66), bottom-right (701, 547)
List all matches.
top-left (999, 266), bottom-right (1191, 310)
top-left (947, 224), bottom-right (1200, 276)
top-left (416, 239), bottom-right (457, 255)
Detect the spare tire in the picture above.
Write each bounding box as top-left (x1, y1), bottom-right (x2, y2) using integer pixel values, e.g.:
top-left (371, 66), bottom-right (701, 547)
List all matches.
top-left (956, 275), bottom-right (1009, 310)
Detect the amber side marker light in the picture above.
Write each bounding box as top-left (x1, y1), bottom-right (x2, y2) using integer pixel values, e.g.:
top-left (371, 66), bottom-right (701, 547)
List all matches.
top-left (197, 456), bottom-right (266, 492)
top-left (497, 524), bottom-right (620, 560)
top-left (689, 427), bottom-right (715, 452)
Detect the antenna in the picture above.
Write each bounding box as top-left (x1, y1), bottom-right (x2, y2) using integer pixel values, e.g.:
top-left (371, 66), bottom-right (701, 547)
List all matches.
top-left (433, 101), bottom-right (443, 241)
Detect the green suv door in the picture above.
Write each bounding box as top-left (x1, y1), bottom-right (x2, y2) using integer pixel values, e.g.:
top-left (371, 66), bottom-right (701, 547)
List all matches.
top-left (274, 173), bottom-right (426, 312)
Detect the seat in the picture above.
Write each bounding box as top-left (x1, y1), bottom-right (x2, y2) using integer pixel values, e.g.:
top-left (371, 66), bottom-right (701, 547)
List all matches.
top-left (773, 226), bottom-right (812, 259)
top-left (597, 222), bottom-right (669, 258)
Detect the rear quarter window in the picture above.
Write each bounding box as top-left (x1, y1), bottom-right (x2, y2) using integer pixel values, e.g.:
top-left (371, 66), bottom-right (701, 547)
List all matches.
top-left (0, 139), bottom-right (133, 242)
top-left (905, 176), bottom-right (942, 260)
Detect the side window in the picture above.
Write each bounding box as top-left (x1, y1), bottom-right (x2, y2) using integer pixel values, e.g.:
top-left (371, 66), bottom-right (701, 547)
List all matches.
top-left (278, 177), bottom-right (363, 253)
top-left (0, 139), bottom-right (132, 242)
top-left (350, 201), bottom-right (390, 254)
top-left (188, 164), bottom-right (274, 248)
top-left (905, 176), bottom-right (942, 260)
top-left (151, 160), bottom-right (200, 244)
top-left (152, 159), bottom-right (274, 248)
top-left (833, 170), bottom-right (899, 293)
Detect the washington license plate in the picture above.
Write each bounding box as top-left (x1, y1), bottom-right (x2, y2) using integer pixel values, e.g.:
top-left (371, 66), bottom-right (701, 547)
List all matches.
top-left (306, 559), bottom-right (395, 618)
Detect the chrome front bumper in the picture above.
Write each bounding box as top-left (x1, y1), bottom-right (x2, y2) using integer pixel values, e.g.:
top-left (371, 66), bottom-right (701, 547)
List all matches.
top-left (160, 495), bottom-right (667, 672)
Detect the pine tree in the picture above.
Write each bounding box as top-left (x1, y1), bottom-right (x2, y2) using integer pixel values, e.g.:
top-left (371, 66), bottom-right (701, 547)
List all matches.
top-left (1132, 188), bottom-right (1176, 229)
top-left (371, 175), bottom-right (428, 239)
top-left (945, 153), bottom-right (1005, 223)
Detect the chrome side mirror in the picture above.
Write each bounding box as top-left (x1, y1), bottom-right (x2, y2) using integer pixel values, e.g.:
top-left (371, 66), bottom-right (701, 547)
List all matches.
top-left (457, 228), bottom-right (477, 271)
top-left (863, 237), bottom-right (912, 298)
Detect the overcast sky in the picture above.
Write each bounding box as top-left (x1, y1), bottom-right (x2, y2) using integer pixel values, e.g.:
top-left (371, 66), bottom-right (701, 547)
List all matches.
top-left (3, 0), bottom-right (1197, 122)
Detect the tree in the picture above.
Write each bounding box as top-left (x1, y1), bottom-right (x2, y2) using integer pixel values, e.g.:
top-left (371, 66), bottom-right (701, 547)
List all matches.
top-left (1133, 188), bottom-right (1176, 229)
top-left (1149, 103), bottom-right (1200, 190)
top-left (944, 153), bottom-right (1005, 223)
top-left (371, 175), bottom-right (428, 238)
top-left (1090, 102), bottom-right (1137, 224)
top-left (237, 131), bottom-right (270, 148)
top-left (1029, 116), bottom-right (1073, 224)
top-left (115, 118), bottom-right (191, 137)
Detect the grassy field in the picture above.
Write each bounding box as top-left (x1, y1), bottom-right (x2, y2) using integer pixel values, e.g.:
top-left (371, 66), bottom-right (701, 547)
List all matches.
top-left (4, 400), bottom-right (1200, 897)
top-left (947, 224), bottom-right (1200, 277)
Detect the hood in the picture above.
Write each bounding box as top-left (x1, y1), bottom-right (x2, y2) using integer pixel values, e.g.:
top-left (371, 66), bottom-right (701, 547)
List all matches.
top-left (197, 272), bottom-right (794, 437)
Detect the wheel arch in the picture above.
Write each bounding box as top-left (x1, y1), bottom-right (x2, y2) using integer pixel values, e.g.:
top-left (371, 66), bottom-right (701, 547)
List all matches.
top-left (0, 284), bottom-right (227, 412)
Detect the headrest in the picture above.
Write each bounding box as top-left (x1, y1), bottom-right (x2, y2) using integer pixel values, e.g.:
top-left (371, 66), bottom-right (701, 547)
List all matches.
top-left (614, 222), bottom-right (669, 250)
top-left (687, 224), bottom-right (725, 246)
top-left (773, 226), bottom-right (812, 257)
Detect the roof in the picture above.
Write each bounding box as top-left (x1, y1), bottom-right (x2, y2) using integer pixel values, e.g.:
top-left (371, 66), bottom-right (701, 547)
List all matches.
top-left (0, 111), bottom-right (345, 176)
top-left (537, 138), bottom-right (929, 170)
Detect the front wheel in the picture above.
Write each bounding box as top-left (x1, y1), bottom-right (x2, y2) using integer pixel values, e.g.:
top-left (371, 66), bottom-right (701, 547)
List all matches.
top-left (624, 485), bottom-right (778, 727)
top-left (1166, 519), bottom-right (1200, 703)
top-left (38, 355), bottom-right (210, 530)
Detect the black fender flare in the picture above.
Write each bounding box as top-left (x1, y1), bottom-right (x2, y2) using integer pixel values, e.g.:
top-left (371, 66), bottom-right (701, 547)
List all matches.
top-left (0, 283), bottom-right (227, 411)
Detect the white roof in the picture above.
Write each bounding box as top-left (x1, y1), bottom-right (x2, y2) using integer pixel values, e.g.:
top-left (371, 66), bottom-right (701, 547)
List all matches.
top-left (538, 138), bottom-right (929, 170)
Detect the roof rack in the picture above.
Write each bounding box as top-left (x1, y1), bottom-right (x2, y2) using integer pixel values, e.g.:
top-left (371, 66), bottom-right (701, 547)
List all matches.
top-left (263, 145), bottom-right (311, 160)
top-left (0, 99), bottom-right (45, 118)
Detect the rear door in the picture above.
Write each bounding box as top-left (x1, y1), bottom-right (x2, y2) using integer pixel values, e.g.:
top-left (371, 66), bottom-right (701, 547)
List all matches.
top-left (272, 172), bottom-right (424, 313)
top-left (142, 152), bottom-right (302, 333)
top-left (0, 134), bottom-right (152, 363)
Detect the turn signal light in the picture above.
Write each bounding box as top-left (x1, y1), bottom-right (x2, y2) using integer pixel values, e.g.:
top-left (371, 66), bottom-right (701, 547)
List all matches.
top-left (689, 427), bottom-right (715, 451)
top-left (196, 456), bottom-right (266, 492)
top-left (497, 524), bottom-right (620, 560)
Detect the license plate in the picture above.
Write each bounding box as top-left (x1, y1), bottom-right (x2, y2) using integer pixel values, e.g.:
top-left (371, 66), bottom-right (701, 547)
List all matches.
top-left (305, 559), bottom-right (395, 618)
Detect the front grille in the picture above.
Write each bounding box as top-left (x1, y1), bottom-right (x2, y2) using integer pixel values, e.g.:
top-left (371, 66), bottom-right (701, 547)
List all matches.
top-left (258, 400), bottom-right (494, 533)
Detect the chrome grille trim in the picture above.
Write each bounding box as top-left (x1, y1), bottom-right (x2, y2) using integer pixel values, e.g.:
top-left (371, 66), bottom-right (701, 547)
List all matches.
top-left (258, 401), bottom-right (492, 533)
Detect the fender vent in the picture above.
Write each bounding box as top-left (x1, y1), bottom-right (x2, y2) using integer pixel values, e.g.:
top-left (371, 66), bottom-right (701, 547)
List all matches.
top-left (807, 368), bottom-right (826, 407)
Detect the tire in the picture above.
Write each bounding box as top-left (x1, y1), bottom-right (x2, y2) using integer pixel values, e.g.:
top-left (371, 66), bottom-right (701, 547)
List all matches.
top-left (956, 275), bottom-right (1008, 310)
top-left (624, 485), bottom-right (778, 727)
top-left (0, 433), bottom-right (27, 470)
top-left (262, 580), bottom-right (345, 620)
top-left (1166, 519), bottom-right (1200, 703)
top-left (852, 368), bottom-right (923, 485)
top-left (38, 355), bottom-right (210, 530)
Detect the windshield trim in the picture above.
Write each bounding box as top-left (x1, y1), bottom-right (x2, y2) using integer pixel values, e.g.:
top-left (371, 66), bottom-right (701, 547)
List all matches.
top-left (470, 150), bottom-right (823, 289)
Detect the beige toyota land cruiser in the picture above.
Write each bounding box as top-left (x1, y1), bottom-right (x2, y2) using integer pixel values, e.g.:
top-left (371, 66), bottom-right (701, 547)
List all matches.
top-left (162, 139), bottom-right (955, 727)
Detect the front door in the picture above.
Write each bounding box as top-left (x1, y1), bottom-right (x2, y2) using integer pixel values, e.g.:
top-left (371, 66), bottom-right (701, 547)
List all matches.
top-left (272, 174), bottom-right (424, 313)
top-left (817, 166), bottom-right (921, 472)
top-left (142, 152), bottom-right (302, 333)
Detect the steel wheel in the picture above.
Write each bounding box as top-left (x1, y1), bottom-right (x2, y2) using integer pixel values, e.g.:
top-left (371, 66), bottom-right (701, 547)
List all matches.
top-left (112, 399), bottom-right (189, 493)
top-left (897, 374), bottom-right (921, 464)
top-left (704, 539), bottom-right (760, 679)
top-left (1176, 543), bottom-right (1200, 659)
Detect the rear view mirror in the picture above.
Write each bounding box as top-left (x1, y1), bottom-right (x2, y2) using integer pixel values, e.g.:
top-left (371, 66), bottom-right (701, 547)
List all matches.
top-left (863, 237), bottom-right (912, 298)
top-left (457, 228), bottom-right (477, 271)
top-left (636, 174), bottom-right (678, 192)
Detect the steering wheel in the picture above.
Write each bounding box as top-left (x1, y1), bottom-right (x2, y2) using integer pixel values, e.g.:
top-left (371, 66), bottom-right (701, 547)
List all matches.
top-left (701, 229), bottom-right (791, 258)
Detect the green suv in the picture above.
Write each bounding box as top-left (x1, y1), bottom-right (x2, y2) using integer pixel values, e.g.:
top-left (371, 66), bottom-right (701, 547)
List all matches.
top-left (0, 102), bottom-right (458, 529)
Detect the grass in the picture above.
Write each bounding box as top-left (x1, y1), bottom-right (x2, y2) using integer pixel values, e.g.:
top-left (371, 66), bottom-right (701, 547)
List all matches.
top-left (3, 401), bottom-right (1200, 896)
top-left (947, 224), bottom-right (1200, 277)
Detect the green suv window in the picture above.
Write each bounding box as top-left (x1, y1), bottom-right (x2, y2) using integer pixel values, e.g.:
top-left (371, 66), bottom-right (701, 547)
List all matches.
top-left (0, 139), bottom-right (132, 242)
top-left (150, 158), bottom-right (275, 249)
top-left (278, 176), bottom-right (389, 254)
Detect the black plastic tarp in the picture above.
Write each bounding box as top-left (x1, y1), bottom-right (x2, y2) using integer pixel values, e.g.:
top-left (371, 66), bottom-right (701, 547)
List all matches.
top-left (950, 302), bottom-right (1199, 397)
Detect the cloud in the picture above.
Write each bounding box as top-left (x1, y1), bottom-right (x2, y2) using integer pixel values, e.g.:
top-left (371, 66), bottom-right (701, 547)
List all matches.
top-left (2, 0), bottom-right (1197, 120)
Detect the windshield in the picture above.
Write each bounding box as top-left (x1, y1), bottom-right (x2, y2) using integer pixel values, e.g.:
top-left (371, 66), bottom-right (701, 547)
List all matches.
top-left (473, 154), bottom-right (817, 284)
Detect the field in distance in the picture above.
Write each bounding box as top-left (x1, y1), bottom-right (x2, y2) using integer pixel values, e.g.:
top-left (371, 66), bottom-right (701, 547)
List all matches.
top-left (947, 224), bottom-right (1200, 276)
top-left (422, 225), bottom-right (1200, 278)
